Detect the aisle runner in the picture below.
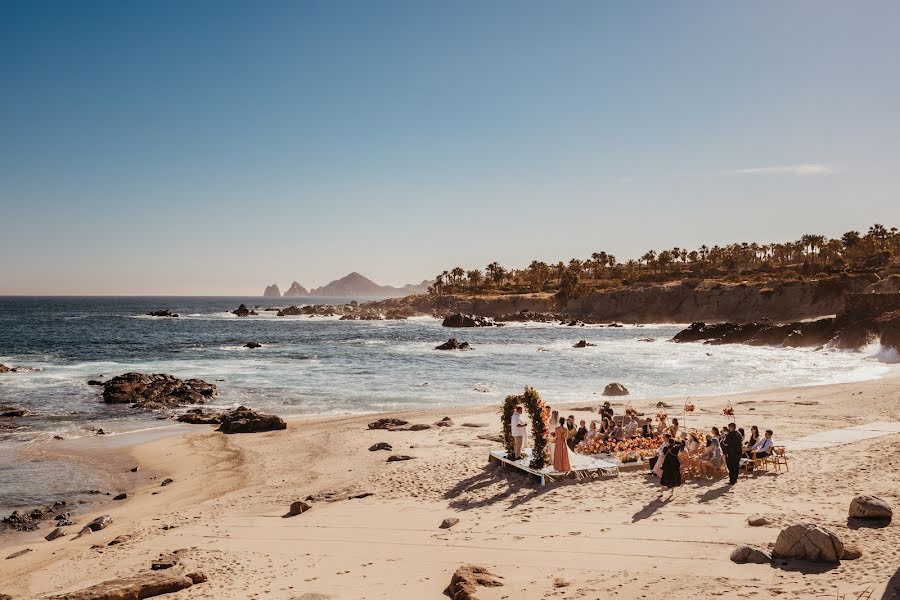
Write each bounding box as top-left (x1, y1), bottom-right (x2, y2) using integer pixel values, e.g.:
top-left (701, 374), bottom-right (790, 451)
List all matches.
top-left (783, 421), bottom-right (900, 450)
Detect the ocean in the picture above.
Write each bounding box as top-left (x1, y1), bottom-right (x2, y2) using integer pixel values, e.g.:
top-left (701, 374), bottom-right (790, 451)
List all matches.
top-left (0, 296), bottom-right (891, 513)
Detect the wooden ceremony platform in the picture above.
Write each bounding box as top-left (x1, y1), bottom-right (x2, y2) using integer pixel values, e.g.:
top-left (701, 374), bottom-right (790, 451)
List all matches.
top-left (488, 448), bottom-right (619, 486)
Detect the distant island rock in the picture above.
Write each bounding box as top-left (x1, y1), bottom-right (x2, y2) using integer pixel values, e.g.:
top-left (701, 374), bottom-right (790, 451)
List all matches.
top-left (306, 272), bottom-right (431, 299)
top-left (283, 281), bottom-right (309, 297)
top-left (263, 284), bottom-right (281, 297)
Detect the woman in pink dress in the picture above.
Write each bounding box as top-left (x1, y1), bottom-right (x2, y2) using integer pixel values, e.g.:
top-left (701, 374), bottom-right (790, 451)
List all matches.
top-left (553, 417), bottom-right (571, 472)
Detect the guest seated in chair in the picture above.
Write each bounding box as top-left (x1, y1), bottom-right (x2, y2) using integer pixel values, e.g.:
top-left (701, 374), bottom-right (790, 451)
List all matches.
top-left (640, 418), bottom-right (654, 438)
top-left (749, 429), bottom-right (775, 459)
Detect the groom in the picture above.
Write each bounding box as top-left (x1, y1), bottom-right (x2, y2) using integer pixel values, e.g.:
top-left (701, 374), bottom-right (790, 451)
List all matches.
top-left (511, 405), bottom-right (528, 459)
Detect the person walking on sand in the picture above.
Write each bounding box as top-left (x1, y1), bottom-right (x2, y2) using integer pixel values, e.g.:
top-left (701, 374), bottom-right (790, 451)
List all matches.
top-left (511, 405), bottom-right (528, 459)
top-left (553, 417), bottom-right (572, 472)
top-left (722, 422), bottom-right (743, 485)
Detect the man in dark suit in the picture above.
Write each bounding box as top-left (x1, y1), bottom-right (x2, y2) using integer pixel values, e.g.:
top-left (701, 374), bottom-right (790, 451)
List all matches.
top-left (722, 422), bottom-right (743, 485)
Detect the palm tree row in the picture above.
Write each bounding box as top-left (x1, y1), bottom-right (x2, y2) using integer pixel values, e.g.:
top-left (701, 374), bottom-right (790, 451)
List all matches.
top-left (428, 223), bottom-right (899, 297)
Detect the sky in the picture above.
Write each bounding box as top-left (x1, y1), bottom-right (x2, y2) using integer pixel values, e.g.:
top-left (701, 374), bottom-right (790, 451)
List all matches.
top-left (1, 1), bottom-right (898, 295)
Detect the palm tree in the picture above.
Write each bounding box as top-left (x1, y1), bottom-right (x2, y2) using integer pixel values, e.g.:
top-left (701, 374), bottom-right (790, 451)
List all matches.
top-left (466, 269), bottom-right (482, 290)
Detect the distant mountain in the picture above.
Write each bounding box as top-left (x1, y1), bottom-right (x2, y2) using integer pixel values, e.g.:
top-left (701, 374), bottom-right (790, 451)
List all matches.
top-left (283, 281), bottom-right (309, 297)
top-left (308, 272), bottom-right (431, 298)
top-left (263, 284), bottom-right (281, 297)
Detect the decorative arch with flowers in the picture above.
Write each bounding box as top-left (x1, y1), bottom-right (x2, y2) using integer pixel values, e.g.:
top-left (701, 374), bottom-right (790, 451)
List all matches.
top-left (501, 387), bottom-right (549, 470)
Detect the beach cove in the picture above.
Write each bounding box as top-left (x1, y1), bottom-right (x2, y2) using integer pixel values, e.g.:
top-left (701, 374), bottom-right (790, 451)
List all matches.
top-left (1, 373), bottom-right (898, 599)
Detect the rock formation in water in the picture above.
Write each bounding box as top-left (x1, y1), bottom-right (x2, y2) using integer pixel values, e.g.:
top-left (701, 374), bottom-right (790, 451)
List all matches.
top-left (100, 373), bottom-right (217, 409)
top-left (232, 304), bottom-right (258, 317)
top-left (283, 281), bottom-right (309, 297)
top-left (442, 313), bottom-right (497, 328)
top-left (263, 284), bottom-right (281, 297)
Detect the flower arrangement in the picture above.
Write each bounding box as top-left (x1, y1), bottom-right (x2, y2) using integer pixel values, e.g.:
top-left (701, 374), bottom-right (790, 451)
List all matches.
top-left (656, 411), bottom-right (667, 421)
top-left (684, 401), bottom-right (695, 413)
top-left (500, 387), bottom-right (548, 470)
top-left (576, 435), bottom-right (660, 457)
top-left (723, 405), bottom-right (734, 417)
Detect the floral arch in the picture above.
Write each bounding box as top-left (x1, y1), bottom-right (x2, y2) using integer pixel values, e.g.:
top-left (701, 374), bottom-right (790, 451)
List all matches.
top-left (501, 387), bottom-right (549, 469)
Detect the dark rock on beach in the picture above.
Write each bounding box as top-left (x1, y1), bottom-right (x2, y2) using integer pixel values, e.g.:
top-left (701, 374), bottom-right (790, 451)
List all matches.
top-left (368, 418), bottom-right (409, 430)
top-left (436, 338), bottom-right (471, 350)
top-left (216, 406), bottom-right (286, 434)
top-left (444, 565), bottom-right (503, 600)
top-left (101, 373), bottom-right (216, 409)
top-left (368, 442), bottom-right (392, 451)
top-left (387, 455), bottom-right (416, 462)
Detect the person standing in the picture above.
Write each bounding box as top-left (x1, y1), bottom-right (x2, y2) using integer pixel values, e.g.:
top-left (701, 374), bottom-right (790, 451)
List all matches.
top-left (722, 422), bottom-right (743, 485)
top-left (659, 434), bottom-right (685, 496)
top-left (553, 417), bottom-right (572, 472)
top-left (511, 405), bottom-right (528, 460)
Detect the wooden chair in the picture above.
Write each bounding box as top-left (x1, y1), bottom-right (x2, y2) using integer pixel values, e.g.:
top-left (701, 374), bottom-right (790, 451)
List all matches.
top-left (767, 446), bottom-right (788, 472)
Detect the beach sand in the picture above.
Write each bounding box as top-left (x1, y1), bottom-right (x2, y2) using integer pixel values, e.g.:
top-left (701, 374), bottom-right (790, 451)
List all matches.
top-left (1, 373), bottom-right (898, 599)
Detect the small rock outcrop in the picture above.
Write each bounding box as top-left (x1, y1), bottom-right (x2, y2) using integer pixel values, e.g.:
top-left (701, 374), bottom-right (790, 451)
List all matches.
top-left (216, 406), bottom-right (286, 434)
top-left (772, 523), bottom-right (843, 562)
top-left (232, 304), bottom-right (258, 317)
top-left (0, 405), bottom-right (29, 418)
top-left (602, 383), bottom-right (629, 396)
top-left (44, 569), bottom-right (205, 600)
top-left (285, 501), bottom-right (312, 517)
top-left (244, 341), bottom-right (262, 349)
top-left (573, 340), bottom-right (595, 348)
top-left (444, 565), bottom-right (503, 600)
top-left (729, 545), bottom-right (772, 564)
top-left (442, 313), bottom-right (496, 328)
top-left (436, 338), bottom-right (471, 350)
top-left (435, 417), bottom-right (453, 427)
top-left (147, 309), bottom-right (179, 318)
top-left (368, 418), bottom-right (409, 430)
top-left (177, 408), bottom-right (223, 424)
top-left (848, 495), bottom-right (893, 520)
top-left (45, 527), bottom-right (67, 541)
top-left (368, 442), bottom-right (392, 451)
top-left (85, 515), bottom-right (113, 532)
top-left (440, 517), bottom-right (460, 529)
top-left (101, 373), bottom-right (216, 409)
top-left (386, 455), bottom-right (415, 462)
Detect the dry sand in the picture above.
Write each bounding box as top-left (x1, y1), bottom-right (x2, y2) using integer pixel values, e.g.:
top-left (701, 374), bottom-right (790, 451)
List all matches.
top-left (1, 372), bottom-right (898, 599)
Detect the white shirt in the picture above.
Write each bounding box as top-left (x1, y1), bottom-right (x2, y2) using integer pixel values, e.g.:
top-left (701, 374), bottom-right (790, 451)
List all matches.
top-left (511, 413), bottom-right (527, 437)
top-left (752, 437), bottom-right (774, 454)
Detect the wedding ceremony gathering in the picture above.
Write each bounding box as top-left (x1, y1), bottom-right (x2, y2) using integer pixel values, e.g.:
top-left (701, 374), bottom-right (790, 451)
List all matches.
top-left (1, 1), bottom-right (899, 599)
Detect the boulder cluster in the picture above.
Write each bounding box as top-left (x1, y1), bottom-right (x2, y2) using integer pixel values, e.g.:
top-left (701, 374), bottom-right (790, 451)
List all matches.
top-left (442, 313), bottom-right (498, 328)
top-left (101, 373), bottom-right (216, 409)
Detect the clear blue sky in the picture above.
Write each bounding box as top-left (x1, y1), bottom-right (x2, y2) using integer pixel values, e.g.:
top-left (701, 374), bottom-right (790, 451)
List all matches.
top-left (1, 0), bottom-right (897, 295)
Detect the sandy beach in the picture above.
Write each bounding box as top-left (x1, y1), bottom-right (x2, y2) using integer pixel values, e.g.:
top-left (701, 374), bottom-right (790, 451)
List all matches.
top-left (1, 372), bottom-right (898, 600)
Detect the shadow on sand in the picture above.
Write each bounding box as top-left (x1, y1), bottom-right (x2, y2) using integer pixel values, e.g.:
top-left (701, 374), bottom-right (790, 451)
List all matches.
top-left (443, 463), bottom-right (552, 511)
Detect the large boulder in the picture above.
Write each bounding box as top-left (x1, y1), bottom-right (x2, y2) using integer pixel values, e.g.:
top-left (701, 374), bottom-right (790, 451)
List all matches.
top-left (849, 495), bottom-right (893, 520)
top-left (602, 383), bottom-right (629, 396)
top-left (216, 406), bottom-right (286, 434)
top-left (436, 338), bottom-right (470, 350)
top-left (101, 373), bottom-right (216, 409)
top-left (444, 565), bottom-right (503, 600)
top-left (772, 523), bottom-right (843, 562)
top-left (442, 313), bottom-right (495, 328)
